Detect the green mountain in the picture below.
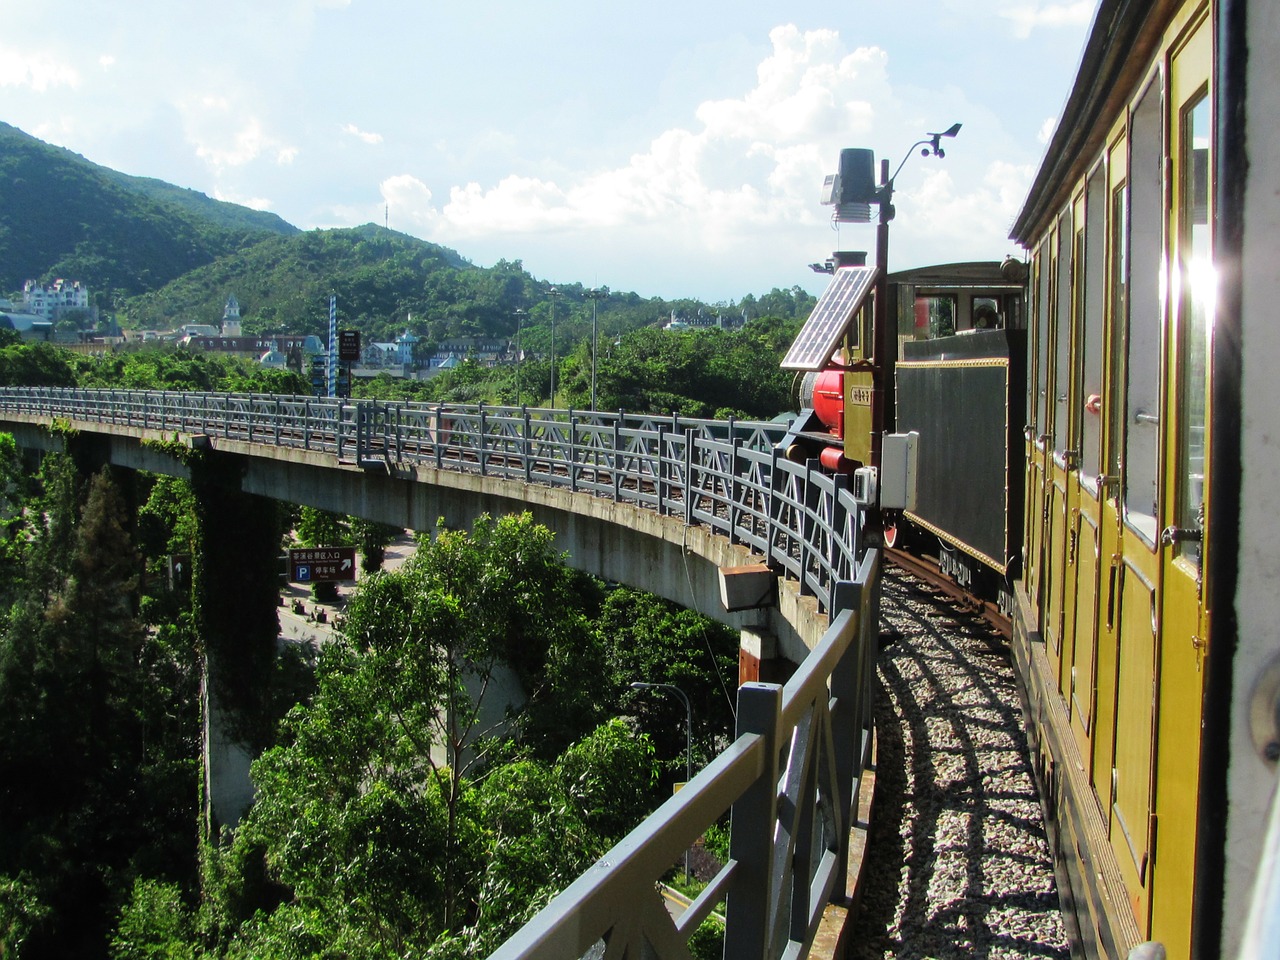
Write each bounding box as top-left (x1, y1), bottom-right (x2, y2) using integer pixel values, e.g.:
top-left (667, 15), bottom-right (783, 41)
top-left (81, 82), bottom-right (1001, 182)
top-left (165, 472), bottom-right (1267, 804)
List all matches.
top-left (122, 224), bottom-right (499, 342)
top-left (0, 123), bottom-right (816, 349)
top-left (0, 121), bottom-right (295, 300)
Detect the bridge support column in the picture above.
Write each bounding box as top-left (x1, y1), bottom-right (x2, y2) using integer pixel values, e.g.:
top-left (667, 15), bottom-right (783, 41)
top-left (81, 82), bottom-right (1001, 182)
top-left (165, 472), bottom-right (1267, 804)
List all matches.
top-left (190, 452), bottom-right (288, 836)
top-left (739, 625), bottom-right (790, 686)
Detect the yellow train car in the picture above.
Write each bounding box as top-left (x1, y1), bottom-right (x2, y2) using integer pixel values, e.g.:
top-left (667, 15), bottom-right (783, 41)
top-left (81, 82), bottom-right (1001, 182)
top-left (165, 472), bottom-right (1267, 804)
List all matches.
top-left (1009, 0), bottom-right (1280, 956)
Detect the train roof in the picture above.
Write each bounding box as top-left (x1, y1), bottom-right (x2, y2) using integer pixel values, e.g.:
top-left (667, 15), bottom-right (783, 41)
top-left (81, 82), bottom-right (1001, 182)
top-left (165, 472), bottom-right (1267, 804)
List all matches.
top-left (886, 261), bottom-right (1024, 287)
top-left (1010, 0), bottom-right (1179, 242)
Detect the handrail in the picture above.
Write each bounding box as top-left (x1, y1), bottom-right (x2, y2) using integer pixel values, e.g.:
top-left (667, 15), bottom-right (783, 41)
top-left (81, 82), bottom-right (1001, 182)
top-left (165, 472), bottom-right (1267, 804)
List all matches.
top-left (0, 388), bottom-right (864, 616)
top-left (0, 387), bottom-right (880, 957)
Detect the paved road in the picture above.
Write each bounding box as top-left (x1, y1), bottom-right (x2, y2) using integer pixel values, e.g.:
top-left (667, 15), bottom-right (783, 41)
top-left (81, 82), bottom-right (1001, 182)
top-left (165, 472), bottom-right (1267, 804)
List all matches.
top-left (277, 535), bottom-right (417, 646)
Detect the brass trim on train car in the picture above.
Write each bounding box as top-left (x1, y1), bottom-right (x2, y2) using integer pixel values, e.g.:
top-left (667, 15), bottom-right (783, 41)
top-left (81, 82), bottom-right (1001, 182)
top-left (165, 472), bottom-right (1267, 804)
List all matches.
top-left (895, 357), bottom-right (1011, 370)
top-left (902, 511), bottom-right (1009, 574)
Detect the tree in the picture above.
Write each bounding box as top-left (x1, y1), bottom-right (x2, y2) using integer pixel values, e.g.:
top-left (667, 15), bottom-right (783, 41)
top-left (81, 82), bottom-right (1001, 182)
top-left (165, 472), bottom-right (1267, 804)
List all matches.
top-left (599, 587), bottom-right (739, 774)
top-left (0, 463), bottom-right (197, 959)
top-left (347, 515), bottom-right (402, 573)
top-left (211, 515), bottom-right (658, 957)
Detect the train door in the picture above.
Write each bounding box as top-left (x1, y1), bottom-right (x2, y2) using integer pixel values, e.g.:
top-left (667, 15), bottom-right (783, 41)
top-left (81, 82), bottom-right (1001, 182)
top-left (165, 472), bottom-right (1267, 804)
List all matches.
top-left (1025, 241), bottom-right (1052, 610)
top-left (1092, 129), bottom-right (1129, 813)
top-left (1043, 209), bottom-right (1075, 690)
top-left (1070, 165), bottom-right (1108, 761)
top-left (1149, 13), bottom-right (1211, 950)
top-left (1058, 194), bottom-right (1087, 705)
top-left (1110, 69), bottom-right (1164, 933)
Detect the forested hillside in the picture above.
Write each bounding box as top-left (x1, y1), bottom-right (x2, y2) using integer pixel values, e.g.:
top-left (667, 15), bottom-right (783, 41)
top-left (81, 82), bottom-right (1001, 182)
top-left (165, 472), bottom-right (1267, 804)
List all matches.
top-left (2, 124), bottom-right (816, 349)
top-left (0, 122), bottom-right (295, 300)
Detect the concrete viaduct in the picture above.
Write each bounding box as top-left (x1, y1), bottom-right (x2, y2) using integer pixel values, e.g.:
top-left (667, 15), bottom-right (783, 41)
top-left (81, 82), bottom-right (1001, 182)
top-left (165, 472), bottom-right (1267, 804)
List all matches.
top-left (0, 390), bottom-right (876, 960)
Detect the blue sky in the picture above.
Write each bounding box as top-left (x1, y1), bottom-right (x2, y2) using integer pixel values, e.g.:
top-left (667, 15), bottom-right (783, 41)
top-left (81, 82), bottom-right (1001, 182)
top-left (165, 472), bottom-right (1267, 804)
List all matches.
top-left (1, 0), bottom-right (1093, 302)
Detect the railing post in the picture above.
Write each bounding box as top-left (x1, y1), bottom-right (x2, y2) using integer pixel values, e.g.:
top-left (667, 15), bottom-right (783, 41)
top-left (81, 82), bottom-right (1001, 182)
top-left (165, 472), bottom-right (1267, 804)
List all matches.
top-left (336, 400), bottom-right (346, 461)
top-left (724, 682), bottom-right (783, 960)
top-left (479, 405), bottom-right (488, 477)
top-left (657, 422), bottom-right (668, 515)
top-left (523, 410), bottom-right (533, 483)
top-left (612, 413), bottom-right (622, 503)
top-left (435, 405), bottom-right (445, 469)
top-left (684, 427), bottom-right (695, 526)
top-left (828, 599), bottom-right (862, 896)
top-left (767, 445), bottom-right (784, 568)
top-left (729, 437), bottom-right (743, 546)
top-left (569, 416), bottom-right (579, 493)
top-left (828, 474), bottom-right (851, 610)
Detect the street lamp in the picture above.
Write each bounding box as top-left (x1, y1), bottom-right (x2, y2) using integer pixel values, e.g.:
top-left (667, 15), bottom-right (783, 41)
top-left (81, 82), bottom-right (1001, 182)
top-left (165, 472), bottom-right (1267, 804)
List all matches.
top-left (513, 308), bottom-right (526, 407)
top-left (547, 287), bottom-right (559, 408)
top-left (630, 680), bottom-right (692, 883)
top-left (871, 124), bottom-right (959, 466)
top-left (821, 125), bottom-right (959, 469)
top-left (585, 287), bottom-right (607, 410)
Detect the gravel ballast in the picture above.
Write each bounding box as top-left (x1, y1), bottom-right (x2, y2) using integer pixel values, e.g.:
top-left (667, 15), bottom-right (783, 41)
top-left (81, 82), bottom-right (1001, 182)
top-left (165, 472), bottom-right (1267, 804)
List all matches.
top-left (849, 570), bottom-right (1071, 960)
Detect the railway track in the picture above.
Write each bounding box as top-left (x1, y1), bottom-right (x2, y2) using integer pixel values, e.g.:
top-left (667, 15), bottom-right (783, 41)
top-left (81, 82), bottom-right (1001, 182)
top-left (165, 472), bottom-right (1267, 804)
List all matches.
top-left (850, 568), bottom-right (1068, 959)
top-left (884, 546), bottom-right (1012, 639)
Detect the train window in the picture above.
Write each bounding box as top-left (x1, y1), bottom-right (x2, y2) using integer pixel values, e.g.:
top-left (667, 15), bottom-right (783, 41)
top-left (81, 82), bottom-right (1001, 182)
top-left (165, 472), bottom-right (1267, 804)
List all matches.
top-left (1107, 181), bottom-right (1128, 483)
top-left (914, 295), bottom-right (957, 338)
top-left (1174, 93), bottom-right (1211, 567)
top-left (1123, 77), bottom-right (1164, 544)
top-left (1035, 242), bottom-right (1051, 437)
top-left (1053, 209), bottom-right (1073, 454)
top-left (1081, 167), bottom-right (1107, 480)
top-left (1000, 291), bottom-right (1024, 331)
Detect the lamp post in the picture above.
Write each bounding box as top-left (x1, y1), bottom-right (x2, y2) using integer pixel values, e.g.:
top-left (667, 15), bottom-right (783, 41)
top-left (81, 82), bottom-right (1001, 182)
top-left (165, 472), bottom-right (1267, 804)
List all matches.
top-left (585, 287), bottom-right (607, 410)
top-left (513, 308), bottom-right (526, 407)
top-left (630, 680), bottom-right (692, 883)
top-left (834, 126), bottom-right (957, 471)
top-left (547, 287), bottom-right (559, 409)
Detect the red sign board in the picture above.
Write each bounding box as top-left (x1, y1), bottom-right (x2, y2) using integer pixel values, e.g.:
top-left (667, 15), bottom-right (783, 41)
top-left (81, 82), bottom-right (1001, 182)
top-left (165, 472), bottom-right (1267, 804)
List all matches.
top-left (289, 546), bottom-right (357, 583)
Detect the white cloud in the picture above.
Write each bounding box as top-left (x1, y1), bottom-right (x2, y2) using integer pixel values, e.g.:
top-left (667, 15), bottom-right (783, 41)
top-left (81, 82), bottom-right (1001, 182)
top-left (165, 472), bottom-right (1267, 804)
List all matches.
top-left (213, 188), bottom-right (274, 211)
top-left (179, 95), bottom-right (298, 172)
top-left (387, 24), bottom-right (890, 253)
top-left (342, 123), bottom-right (383, 145)
top-left (99, 54), bottom-right (116, 69)
top-left (1038, 115), bottom-right (1058, 144)
top-left (1000, 1), bottom-right (1094, 39)
top-left (0, 48), bottom-right (80, 91)
top-left (377, 174), bottom-right (441, 233)
top-left (898, 158), bottom-right (1037, 260)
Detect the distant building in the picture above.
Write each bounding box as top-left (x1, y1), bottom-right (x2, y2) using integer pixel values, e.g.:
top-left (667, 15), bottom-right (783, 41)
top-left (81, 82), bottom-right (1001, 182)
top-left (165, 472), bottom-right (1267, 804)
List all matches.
top-left (423, 336), bottom-right (507, 370)
top-left (395, 330), bottom-right (420, 365)
top-left (259, 342), bottom-right (288, 369)
top-left (183, 334), bottom-right (325, 361)
top-left (221, 295), bottom-right (243, 337)
top-left (0, 310), bottom-right (54, 341)
top-left (663, 309), bottom-right (745, 332)
top-left (22, 279), bottom-right (91, 321)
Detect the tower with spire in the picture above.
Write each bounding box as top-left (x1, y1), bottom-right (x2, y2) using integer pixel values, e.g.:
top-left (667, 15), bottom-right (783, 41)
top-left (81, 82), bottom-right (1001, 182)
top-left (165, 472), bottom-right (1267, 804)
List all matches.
top-left (221, 295), bottom-right (243, 338)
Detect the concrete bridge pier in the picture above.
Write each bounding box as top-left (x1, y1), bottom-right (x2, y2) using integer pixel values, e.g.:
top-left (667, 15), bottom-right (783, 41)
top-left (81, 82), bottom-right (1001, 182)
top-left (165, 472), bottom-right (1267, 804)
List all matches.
top-left (189, 452), bottom-right (289, 836)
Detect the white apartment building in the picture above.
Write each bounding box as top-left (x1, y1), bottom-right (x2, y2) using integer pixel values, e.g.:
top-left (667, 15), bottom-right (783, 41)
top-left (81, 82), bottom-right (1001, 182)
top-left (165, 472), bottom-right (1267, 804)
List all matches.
top-left (22, 279), bottom-right (90, 320)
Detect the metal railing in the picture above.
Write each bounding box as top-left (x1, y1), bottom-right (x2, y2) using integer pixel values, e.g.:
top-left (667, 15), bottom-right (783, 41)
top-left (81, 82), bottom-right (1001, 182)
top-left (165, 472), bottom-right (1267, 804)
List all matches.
top-left (0, 387), bottom-right (879, 957)
top-left (0, 389), bottom-right (865, 617)
top-left (491, 549), bottom-right (879, 960)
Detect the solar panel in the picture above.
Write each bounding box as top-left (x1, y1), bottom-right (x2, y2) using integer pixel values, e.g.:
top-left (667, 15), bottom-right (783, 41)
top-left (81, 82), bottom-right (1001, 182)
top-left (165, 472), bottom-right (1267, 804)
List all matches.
top-left (781, 265), bottom-right (879, 370)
